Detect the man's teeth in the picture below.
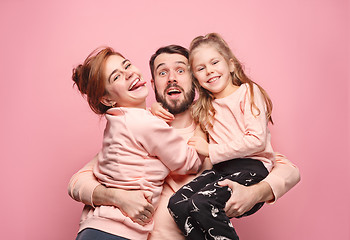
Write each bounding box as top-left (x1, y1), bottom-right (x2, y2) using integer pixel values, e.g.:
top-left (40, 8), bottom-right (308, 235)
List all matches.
top-left (167, 89), bottom-right (181, 95)
top-left (129, 78), bottom-right (140, 90)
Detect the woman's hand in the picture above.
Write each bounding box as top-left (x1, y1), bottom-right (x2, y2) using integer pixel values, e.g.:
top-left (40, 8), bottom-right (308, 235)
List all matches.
top-left (188, 136), bottom-right (209, 157)
top-left (150, 102), bottom-right (174, 123)
top-left (93, 185), bottom-right (155, 226)
top-left (218, 180), bottom-right (273, 218)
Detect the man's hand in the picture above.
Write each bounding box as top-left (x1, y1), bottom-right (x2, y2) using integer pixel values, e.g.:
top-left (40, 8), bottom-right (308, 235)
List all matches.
top-left (93, 186), bottom-right (155, 226)
top-left (188, 136), bottom-right (209, 157)
top-left (218, 180), bottom-right (272, 218)
top-left (150, 102), bottom-right (174, 123)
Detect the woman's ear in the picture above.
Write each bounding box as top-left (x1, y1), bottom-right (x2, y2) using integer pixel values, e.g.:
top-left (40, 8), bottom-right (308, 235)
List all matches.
top-left (101, 96), bottom-right (116, 107)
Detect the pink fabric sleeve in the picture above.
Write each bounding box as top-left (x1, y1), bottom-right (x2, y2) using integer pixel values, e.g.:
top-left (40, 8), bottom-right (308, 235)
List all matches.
top-left (209, 84), bottom-right (269, 164)
top-left (134, 117), bottom-right (201, 175)
top-left (263, 153), bottom-right (300, 203)
top-left (67, 156), bottom-right (100, 207)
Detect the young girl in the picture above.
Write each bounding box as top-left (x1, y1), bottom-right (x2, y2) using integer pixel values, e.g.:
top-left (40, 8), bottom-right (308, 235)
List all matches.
top-left (71, 47), bottom-right (202, 240)
top-left (167, 33), bottom-right (275, 240)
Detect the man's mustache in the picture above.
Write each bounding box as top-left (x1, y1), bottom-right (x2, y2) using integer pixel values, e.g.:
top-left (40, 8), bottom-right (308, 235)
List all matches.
top-left (164, 83), bottom-right (184, 94)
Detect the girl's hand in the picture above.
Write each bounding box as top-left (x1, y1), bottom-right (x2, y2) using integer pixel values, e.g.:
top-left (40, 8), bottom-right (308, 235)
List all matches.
top-left (150, 102), bottom-right (174, 123)
top-left (188, 136), bottom-right (209, 157)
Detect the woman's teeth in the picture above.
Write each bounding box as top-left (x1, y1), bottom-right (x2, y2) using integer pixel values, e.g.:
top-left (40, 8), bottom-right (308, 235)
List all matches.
top-left (129, 78), bottom-right (140, 91)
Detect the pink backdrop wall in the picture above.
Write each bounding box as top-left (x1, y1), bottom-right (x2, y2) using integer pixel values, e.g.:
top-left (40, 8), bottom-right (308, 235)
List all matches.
top-left (1, 0), bottom-right (349, 239)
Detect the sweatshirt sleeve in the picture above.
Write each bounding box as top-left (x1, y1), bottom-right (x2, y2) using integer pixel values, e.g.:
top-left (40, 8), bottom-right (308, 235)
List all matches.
top-left (67, 155), bottom-right (100, 207)
top-left (263, 152), bottom-right (300, 203)
top-left (135, 116), bottom-right (201, 175)
top-left (209, 84), bottom-right (269, 164)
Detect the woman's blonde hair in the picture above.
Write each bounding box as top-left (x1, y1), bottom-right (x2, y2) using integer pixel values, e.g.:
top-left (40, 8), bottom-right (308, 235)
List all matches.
top-left (189, 33), bottom-right (273, 131)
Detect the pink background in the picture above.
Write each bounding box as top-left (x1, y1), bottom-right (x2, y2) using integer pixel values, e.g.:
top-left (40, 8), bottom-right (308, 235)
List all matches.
top-left (1, 0), bottom-right (349, 239)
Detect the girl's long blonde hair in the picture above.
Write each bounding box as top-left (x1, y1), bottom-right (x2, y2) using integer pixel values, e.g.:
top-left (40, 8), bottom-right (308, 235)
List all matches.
top-left (190, 33), bottom-right (273, 132)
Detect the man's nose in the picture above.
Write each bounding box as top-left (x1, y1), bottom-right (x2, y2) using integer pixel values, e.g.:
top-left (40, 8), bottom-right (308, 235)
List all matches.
top-left (167, 70), bottom-right (177, 83)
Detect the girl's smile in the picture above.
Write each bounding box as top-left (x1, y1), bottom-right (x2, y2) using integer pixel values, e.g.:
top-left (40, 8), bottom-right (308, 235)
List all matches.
top-left (191, 44), bottom-right (236, 99)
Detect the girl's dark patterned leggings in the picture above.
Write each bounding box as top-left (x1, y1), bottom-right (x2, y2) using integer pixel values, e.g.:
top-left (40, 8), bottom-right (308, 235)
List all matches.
top-left (168, 158), bottom-right (269, 240)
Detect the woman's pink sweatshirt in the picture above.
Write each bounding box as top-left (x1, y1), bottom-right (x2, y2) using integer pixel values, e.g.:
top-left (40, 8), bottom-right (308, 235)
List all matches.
top-left (77, 107), bottom-right (201, 240)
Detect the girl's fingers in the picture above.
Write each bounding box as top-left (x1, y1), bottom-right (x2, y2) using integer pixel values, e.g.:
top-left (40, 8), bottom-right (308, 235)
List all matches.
top-left (160, 108), bottom-right (174, 119)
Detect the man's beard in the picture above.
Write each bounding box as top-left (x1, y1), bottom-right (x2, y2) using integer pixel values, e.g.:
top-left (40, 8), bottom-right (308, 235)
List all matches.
top-left (155, 83), bottom-right (195, 115)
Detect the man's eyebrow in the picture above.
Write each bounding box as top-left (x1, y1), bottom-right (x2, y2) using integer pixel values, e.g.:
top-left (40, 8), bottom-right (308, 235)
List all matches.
top-left (175, 61), bottom-right (187, 66)
top-left (108, 59), bottom-right (130, 83)
top-left (155, 63), bottom-right (165, 71)
top-left (155, 61), bottom-right (188, 71)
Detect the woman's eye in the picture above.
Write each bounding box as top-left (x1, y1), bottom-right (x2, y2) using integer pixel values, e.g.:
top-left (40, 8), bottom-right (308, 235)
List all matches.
top-left (197, 67), bottom-right (204, 72)
top-left (125, 63), bottom-right (131, 69)
top-left (178, 69), bottom-right (184, 74)
top-left (113, 75), bottom-right (120, 81)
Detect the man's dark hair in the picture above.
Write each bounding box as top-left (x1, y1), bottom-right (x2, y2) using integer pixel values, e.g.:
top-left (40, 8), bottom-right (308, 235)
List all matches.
top-left (149, 45), bottom-right (189, 79)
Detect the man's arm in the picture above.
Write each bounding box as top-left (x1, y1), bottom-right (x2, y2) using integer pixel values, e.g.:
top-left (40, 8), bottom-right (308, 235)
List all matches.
top-left (67, 154), bottom-right (155, 225)
top-left (262, 152), bottom-right (300, 203)
top-left (219, 153), bottom-right (300, 217)
top-left (68, 156), bottom-right (100, 206)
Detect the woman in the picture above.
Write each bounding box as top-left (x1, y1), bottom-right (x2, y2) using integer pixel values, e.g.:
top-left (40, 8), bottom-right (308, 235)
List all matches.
top-left (71, 46), bottom-right (202, 240)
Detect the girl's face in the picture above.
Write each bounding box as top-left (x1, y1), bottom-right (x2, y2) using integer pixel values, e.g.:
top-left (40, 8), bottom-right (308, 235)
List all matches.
top-left (102, 55), bottom-right (148, 108)
top-left (191, 44), bottom-right (236, 99)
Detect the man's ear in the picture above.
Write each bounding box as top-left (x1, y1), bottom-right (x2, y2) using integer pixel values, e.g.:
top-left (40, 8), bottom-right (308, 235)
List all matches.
top-left (151, 79), bottom-right (155, 91)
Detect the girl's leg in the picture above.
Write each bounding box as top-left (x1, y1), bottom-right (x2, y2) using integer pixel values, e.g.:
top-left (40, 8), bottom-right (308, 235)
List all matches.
top-left (168, 169), bottom-right (220, 240)
top-left (189, 161), bottom-right (269, 240)
top-left (76, 228), bottom-right (129, 240)
top-left (189, 177), bottom-right (239, 240)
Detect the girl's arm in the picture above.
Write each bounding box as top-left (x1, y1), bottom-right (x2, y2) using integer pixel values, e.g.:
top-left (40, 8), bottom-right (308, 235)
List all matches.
top-left (209, 84), bottom-right (271, 164)
top-left (135, 116), bottom-right (202, 175)
top-left (149, 102), bottom-right (174, 123)
top-left (219, 153), bottom-right (300, 217)
top-left (67, 155), bottom-right (155, 224)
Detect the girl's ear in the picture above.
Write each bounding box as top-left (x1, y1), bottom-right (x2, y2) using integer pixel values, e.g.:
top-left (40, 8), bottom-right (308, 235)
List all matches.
top-left (229, 58), bottom-right (235, 73)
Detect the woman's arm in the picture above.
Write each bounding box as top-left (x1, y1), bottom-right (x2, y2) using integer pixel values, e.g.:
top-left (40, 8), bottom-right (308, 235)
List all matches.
top-left (219, 153), bottom-right (300, 217)
top-left (67, 154), bottom-right (155, 224)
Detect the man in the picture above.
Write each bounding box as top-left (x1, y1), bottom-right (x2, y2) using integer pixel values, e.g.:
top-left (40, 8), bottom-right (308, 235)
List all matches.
top-left (68, 45), bottom-right (300, 240)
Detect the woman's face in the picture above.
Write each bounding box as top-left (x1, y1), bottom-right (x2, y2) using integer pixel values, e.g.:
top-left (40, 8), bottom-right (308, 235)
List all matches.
top-left (191, 44), bottom-right (235, 99)
top-left (102, 54), bottom-right (148, 108)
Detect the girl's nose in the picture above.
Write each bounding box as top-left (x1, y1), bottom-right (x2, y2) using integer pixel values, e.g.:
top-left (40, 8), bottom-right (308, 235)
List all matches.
top-left (206, 66), bottom-right (213, 75)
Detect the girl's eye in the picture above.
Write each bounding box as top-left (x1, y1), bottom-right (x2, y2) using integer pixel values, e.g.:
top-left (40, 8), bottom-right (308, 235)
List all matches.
top-left (197, 67), bottom-right (204, 72)
top-left (212, 60), bottom-right (219, 65)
